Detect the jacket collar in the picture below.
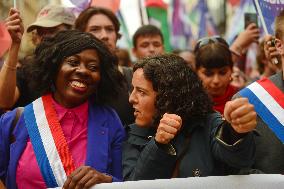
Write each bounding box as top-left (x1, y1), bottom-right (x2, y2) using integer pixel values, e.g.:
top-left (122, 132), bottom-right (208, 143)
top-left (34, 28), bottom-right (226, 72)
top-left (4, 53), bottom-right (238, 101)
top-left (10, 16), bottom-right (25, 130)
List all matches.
top-left (127, 124), bottom-right (156, 137)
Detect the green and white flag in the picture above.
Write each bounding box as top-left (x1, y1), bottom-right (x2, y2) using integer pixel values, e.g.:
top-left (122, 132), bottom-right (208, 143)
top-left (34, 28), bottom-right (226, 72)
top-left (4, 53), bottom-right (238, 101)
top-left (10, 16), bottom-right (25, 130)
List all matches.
top-left (145, 0), bottom-right (171, 52)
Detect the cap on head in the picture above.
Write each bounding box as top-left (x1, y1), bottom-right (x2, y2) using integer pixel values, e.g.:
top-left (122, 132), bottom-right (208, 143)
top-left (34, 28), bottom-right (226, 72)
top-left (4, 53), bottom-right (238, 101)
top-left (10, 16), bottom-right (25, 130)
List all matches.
top-left (27, 5), bottom-right (76, 33)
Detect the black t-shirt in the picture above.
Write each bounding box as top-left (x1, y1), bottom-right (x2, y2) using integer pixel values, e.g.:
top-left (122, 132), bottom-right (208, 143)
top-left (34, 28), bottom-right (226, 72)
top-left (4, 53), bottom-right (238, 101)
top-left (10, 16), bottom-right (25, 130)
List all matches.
top-left (106, 87), bottom-right (134, 127)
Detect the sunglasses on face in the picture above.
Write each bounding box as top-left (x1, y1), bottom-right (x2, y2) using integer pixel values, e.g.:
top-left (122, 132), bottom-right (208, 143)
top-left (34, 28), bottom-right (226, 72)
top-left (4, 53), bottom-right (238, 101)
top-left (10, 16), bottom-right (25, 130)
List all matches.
top-left (194, 36), bottom-right (229, 53)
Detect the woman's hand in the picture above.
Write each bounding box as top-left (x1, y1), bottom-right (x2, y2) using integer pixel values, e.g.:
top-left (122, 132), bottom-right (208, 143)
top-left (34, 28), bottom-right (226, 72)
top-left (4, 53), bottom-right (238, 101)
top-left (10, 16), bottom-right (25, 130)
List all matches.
top-left (224, 98), bottom-right (257, 133)
top-left (63, 166), bottom-right (112, 189)
top-left (5, 8), bottom-right (24, 44)
top-left (155, 113), bottom-right (182, 144)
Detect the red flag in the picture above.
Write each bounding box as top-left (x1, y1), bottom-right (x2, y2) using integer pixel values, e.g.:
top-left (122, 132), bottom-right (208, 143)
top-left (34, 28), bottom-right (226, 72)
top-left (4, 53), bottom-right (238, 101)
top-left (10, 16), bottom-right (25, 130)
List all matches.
top-left (91, 0), bottom-right (121, 13)
top-left (0, 22), bottom-right (11, 57)
top-left (145, 0), bottom-right (167, 9)
top-left (229, 0), bottom-right (241, 7)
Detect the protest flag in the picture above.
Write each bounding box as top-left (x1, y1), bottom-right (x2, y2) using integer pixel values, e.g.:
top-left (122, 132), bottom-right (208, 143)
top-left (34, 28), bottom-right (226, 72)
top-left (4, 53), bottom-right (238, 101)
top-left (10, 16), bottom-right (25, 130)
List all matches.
top-left (171, 0), bottom-right (193, 50)
top-left (91, 0), bottom-right (121, 13)
top-left (116, 10), bottom-right (132, 49)
top-left (197, 0), bottom-right (218, 38)
top-left (69, 0), bottom-right (90, 9)
top-left (145, 0), bottom-right (171, 52)
top-left (228, 0), bottom-right (241, 7)
top-left (253, 0), bottom-right (284, 35)
top-left (226, 0), bottom-right (255, 44)
top-left (69, 0), bottom-right (91, 16)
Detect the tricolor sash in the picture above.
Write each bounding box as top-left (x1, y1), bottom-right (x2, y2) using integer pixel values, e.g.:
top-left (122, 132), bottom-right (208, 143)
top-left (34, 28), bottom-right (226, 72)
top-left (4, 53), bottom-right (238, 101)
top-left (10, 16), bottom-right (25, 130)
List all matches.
top-left (23, 94), bottom-right (76, 187)
top-left (239, 78), bottom-right (284, 143)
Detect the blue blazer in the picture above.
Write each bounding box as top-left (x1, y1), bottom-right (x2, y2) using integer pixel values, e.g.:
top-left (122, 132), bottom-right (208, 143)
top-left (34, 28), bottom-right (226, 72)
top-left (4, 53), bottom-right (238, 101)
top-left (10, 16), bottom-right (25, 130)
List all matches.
top-left (0, 102), bottom-right (125, 189)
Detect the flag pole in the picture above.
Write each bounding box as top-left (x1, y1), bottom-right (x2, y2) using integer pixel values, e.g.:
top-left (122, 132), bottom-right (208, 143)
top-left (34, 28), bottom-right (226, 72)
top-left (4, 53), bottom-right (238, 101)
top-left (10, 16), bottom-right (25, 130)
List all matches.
top-left (253, 0), bottom-right (268, 34)
top-left (13, 0), bottom-right (17, 9)
top-left (139, 0), bottom-right (149, 25)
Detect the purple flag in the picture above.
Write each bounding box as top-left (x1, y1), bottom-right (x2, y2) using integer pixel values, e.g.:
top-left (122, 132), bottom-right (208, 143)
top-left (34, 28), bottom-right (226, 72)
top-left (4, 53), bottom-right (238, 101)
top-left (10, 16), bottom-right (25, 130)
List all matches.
top-left (172, 0), bottom-right (184, 36)
top-left (198, 0), bottom-right (218, 38)
top-left (69, 0), bottom-right (90, 10)
top-left (253, 0), bottom-right (284, 34)
top-left (69, 0), bottom-right (91, 16)
top-left (171, 0), bottom-right (193, 49)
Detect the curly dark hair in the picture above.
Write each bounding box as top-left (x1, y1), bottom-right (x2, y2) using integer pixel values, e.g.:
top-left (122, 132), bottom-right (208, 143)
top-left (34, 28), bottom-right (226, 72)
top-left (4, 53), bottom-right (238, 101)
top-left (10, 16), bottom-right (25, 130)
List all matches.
top-left (26, 30), bottom-right (125, 104)
top-left (133, 54), bottom-right (213, 126)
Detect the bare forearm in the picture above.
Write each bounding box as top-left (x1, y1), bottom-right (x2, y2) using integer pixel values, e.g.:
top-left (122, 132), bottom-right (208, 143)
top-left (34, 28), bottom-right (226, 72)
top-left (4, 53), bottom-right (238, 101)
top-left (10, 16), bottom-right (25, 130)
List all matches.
top-left (230, 41), bottom-right (244, 57)
top-left (0, 43), bottom-right (20, 109)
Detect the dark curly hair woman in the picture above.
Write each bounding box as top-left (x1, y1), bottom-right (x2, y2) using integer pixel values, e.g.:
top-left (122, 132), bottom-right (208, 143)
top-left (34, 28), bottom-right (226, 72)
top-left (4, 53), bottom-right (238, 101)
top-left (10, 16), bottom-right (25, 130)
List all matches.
top-left (28, 30), bottom-right (124, 105)
top-left (0, 30), bottom-right (125, 189)
top-left (123, 54), bottom-right (257, 180)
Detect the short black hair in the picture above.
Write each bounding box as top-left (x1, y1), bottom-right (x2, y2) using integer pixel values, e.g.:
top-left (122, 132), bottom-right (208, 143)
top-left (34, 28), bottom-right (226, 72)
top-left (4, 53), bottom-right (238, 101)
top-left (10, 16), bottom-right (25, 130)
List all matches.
top-left (133, 54), bottom-right (213, 126)
top-left (195, 38), bottom-right (233, 69)
top-left (132, 25), bottom-right (164, 48)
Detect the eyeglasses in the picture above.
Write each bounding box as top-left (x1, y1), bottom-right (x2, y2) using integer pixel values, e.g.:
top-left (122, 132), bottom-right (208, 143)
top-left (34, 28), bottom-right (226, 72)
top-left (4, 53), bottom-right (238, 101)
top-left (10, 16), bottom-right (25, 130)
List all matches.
top-left (194, 36), bottom-right (229, 53)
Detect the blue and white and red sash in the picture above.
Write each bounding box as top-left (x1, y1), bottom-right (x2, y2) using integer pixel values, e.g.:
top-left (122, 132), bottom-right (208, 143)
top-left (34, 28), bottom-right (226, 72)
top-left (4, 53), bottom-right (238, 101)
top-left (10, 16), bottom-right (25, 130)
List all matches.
top-left (23, 94), bottom-right (76, 187)
top-left (239, 78), bottom-right (284, 143)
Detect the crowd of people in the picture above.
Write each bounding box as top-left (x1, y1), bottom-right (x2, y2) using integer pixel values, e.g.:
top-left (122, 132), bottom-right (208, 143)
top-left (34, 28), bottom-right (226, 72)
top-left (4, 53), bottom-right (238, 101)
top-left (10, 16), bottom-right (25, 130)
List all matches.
top-left (0, 3), bottom-right (283, 189)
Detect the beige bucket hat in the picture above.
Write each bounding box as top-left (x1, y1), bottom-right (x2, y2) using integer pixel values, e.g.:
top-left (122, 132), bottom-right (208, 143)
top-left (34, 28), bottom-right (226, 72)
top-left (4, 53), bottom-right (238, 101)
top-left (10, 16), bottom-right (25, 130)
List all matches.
top-left (27, 5), bottom-right (76, 33)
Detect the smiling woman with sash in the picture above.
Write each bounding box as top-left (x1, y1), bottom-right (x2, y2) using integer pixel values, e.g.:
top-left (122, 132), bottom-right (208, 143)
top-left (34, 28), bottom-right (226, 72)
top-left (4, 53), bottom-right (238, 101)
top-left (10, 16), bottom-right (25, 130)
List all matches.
top-left (233, 11), bottom-right (284, 174)
top-left (0, 30), bottom-right (125, 189)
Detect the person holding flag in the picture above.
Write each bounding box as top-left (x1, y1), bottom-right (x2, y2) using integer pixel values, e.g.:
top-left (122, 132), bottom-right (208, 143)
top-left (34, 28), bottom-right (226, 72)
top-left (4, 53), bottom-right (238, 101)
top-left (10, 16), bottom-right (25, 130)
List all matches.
top-left (233, 11), bottom-right (284, 173)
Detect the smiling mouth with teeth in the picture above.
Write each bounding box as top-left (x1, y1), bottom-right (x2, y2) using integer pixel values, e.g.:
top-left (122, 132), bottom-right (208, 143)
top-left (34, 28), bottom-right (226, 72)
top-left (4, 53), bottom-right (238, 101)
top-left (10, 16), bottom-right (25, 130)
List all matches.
top-left (70, 81), bottom-right (87, 91)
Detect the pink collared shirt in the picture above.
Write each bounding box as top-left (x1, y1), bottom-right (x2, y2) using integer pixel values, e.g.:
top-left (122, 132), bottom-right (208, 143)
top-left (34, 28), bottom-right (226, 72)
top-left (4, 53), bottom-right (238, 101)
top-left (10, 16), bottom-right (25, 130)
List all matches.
top-left (16, 98), bottom-right (88, 189)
